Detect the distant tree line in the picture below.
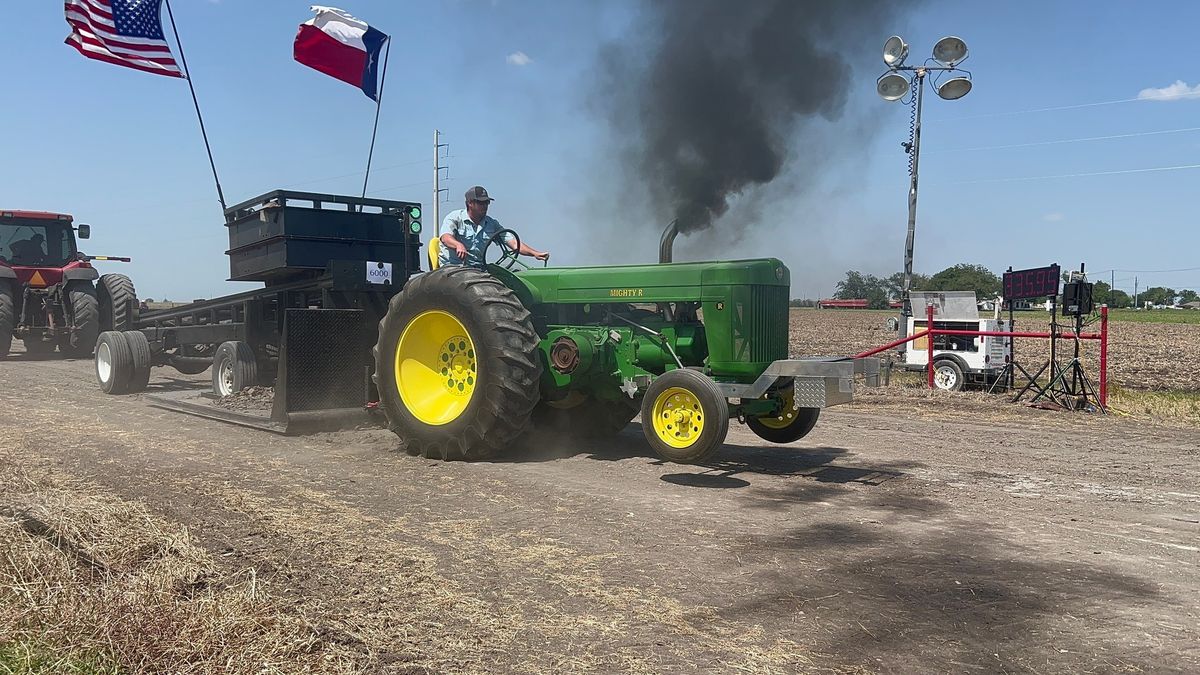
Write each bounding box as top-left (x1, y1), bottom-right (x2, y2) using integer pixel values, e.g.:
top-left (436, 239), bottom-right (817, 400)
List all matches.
top-left (817, 265), bottom-right (1001, 309)
top-left (791, 267), bottom-right (1200, 310)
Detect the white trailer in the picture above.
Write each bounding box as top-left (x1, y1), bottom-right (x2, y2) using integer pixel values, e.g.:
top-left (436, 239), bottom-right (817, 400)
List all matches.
top-left (902, 291), bottom-right (1012, 391)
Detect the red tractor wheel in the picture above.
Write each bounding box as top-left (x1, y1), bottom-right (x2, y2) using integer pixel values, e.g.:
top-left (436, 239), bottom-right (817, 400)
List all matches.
top-left (99, 274), bottom-right (139, 331)
top-left (0, 282), bottom-right (13, 357)
top-left (58, 282), bottom-right (100, 359)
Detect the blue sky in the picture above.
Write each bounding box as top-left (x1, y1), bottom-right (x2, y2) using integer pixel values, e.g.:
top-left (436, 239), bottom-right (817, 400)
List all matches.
top-left (3, 0), bottom-right (1199, 301)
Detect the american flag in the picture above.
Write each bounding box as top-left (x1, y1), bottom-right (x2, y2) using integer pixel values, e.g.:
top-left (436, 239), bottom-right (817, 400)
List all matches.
top-left (64, 0), bottom-right (183, 78)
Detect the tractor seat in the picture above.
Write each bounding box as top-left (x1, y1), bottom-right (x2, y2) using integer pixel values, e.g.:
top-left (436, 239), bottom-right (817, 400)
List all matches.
top-left (427, 237), bottom-right (440, 271)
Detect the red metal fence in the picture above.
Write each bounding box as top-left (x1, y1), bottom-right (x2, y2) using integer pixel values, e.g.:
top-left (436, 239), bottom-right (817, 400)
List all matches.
top-left (854, 305), bottom-right (1109, 406)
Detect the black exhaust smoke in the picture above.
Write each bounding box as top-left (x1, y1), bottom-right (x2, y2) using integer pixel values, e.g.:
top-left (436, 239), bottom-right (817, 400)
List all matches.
top-left (599, 0), bottom-right (914, 235)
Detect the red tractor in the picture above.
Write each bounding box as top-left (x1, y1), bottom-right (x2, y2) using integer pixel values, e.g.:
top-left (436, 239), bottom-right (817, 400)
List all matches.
top-left (0, 210), bottom-right (138, 358)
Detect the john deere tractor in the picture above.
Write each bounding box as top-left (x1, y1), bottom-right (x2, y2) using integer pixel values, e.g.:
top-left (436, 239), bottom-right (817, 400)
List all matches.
top-left (0, 210), bottom-right (136, 357)
top-left (374, 223), bottom-right (872, 463)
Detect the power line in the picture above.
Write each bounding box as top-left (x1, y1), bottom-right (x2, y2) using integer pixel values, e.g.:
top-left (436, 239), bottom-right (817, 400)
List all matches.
top-left (1110, 266), bottom-right (1200, 274)
top-left (934, 126), bottom-right (1200, 153)
top-left (929, 90), bottom-right (1200, 123)
top-left (944, 162), bottom-right (1200, 185)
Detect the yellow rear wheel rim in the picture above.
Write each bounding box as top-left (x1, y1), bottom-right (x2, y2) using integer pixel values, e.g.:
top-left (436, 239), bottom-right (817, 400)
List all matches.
top-left (651, 387), bottom-right (705, 448)
top-left (757, 387), bottom-right (798, 429)
top-left (394, 310), bottom-right (477, 425)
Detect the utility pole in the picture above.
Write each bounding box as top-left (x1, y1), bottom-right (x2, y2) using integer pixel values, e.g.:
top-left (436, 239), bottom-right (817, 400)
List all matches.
top-left (1134, 276), bottom-right (1139, 309)
top-left (433, 130), bottom-right (449, 232)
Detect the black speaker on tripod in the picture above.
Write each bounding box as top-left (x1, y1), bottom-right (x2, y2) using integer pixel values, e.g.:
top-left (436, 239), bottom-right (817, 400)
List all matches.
top-left (1063, 281), bottom-right (1094, 316)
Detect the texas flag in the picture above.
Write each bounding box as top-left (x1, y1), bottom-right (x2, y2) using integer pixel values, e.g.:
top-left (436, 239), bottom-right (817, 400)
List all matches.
top-left (294, 6), bottom-right (388, 101)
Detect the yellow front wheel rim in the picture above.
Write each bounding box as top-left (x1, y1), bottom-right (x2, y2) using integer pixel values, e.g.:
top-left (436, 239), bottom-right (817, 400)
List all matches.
top-left (394, 310), bottom-right (477, 425)
top-left (651, 387), bottom-right (705, 448)
top-left (757, 387), bottom-right (798, 430)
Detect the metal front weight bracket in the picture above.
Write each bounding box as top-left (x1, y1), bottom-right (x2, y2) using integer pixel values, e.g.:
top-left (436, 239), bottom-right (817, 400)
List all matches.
top-left (620, 374), bottom-right (651, 399)
top-left (620, 378), bottom-right (638, 399)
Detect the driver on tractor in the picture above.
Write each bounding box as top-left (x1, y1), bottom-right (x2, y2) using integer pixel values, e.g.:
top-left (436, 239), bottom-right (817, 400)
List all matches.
top-left (10, 233), bottom-right (47, 265)
top-left (438, 186), bottom-right (549, 268)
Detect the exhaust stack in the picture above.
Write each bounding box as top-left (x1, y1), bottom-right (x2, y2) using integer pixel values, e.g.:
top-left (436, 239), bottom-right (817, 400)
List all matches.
top-left (659, 219), bottom-right (679, 263)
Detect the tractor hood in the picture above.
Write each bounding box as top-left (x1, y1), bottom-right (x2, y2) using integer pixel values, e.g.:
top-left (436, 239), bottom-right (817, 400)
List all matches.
top-left (505, 258), bottom-right (789, 307)
top-left (8, 260), bottom-right (97, 288)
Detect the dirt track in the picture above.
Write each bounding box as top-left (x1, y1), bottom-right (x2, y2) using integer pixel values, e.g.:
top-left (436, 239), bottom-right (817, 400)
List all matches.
top-left (2, 348), bottom-right (1199, 673)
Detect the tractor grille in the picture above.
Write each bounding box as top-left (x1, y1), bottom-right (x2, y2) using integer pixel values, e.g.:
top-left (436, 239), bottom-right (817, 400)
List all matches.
top-left (748, 285), bottom-right (788, 362)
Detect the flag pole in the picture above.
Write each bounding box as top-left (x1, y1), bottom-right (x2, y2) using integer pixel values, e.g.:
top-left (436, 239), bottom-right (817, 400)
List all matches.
top-left (162, 0), bottom-right (227, 214)
top-left (362, 38), bottom-right (391, 199)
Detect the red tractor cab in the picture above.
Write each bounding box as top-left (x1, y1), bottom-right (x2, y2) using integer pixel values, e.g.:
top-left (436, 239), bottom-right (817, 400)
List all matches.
top-left (0, 210), bottom-right (137, 357)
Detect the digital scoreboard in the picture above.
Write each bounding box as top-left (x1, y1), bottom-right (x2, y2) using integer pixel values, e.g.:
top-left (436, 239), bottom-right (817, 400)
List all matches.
top-left (1003, 264), bottom-right (1061, 300)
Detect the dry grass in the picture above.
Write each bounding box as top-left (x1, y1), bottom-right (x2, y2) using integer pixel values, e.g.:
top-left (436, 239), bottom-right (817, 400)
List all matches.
top-left (0, 452), bottom-right (357, 674)
top-left (1107, 384), bottom-right (1200, 424)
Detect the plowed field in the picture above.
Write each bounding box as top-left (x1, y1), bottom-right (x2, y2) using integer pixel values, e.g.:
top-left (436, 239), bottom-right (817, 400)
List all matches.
top-left (789, 309), bottom-right (1200, 392)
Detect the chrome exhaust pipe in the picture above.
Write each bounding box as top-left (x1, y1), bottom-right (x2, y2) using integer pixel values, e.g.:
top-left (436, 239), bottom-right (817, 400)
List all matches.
top-left (659, 219), bottom-right (679, 264)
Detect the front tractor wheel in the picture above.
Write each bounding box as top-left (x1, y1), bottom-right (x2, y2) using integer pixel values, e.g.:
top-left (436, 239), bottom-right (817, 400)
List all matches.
top-left (640, 368), bottom-right (730, 464)
top-left (374, 266), bottom-right (541, 461)
top-left (746, 384), bottom-right (820, 444)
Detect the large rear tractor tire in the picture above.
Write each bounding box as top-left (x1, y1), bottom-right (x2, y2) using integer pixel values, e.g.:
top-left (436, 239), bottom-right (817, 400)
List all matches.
top-left (640, 368), bottom-right (730, 464)
top-left (534, 395), bottom-right (640, 438)
top-left (98, 274), bottom-right (138, 331)
top-left (96, 331), bottom-right (134, 394)
top-left (0, 282), bottom-right (13, 356)
top-left (60, 282), bottom-right (100, 359)
top-left (213, 341), bottom-right (258, 397)
top-left (374, 266), bottom-right (542, 461)
top-left (746, 384), bottom-right (821, 444)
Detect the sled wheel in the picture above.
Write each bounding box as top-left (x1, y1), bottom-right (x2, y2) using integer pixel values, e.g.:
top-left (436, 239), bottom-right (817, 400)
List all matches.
top-left (96, 330), bottom-right (134, 394)
top-left (123, 330), bottom-right (152, 393)
top-left (213, 341), bottom-right (258, 397)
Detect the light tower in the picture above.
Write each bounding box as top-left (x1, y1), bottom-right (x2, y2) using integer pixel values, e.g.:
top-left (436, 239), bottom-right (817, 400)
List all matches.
top-left (877, 35), bottom-right (973, 338)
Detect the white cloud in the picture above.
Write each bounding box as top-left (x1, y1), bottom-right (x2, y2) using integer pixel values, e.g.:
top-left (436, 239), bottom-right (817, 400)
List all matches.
top-left (1137, 80), bottom-right (1200, 101)
top-left (506, 51), bottom-right (533, 67)
top-left (1042, 212), bottom-right (1064, 222)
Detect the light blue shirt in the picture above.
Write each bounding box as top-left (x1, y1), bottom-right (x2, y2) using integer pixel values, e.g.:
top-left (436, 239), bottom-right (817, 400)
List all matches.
top-left (438, 208), bottom-right (513, 267)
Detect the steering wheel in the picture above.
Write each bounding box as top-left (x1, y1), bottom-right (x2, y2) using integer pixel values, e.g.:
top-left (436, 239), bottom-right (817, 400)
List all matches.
top-left (482, 228), bottom-right (523, 270)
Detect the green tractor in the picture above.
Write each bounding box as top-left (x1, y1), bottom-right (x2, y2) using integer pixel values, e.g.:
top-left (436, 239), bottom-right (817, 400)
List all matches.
top-left (374, 224), bottom-right (873, 463)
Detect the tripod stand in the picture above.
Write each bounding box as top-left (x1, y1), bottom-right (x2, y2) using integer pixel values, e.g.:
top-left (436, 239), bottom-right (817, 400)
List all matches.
top-left (998, 295), bottom-right (1054, 402)
top-left (1038, 310), bottom-right (1106, 412)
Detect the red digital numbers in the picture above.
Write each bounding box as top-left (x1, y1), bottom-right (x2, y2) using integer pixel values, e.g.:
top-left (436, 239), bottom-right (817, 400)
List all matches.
top-left (1003, 264), bottom-right (1060, 300)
